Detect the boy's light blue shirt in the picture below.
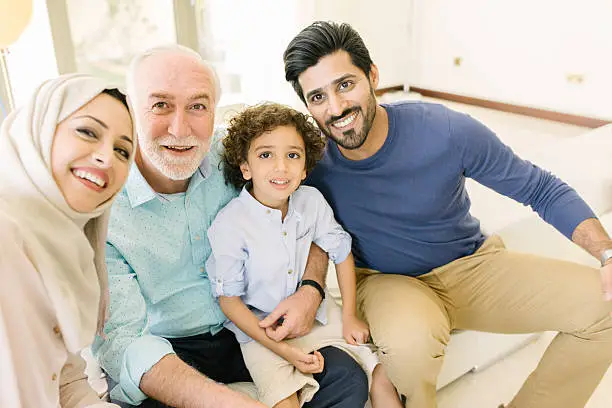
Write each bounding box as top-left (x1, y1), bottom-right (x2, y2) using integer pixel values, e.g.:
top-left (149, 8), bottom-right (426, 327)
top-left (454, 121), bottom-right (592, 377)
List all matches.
top-left (92, 135), bottom-right (238, 405)
top-left (206, 185), bottom-right (352, 343)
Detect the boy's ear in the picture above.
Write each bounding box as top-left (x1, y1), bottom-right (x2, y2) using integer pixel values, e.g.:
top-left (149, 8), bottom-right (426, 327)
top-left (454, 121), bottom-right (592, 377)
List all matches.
top-left (239, 162), bottom-right (252, 181)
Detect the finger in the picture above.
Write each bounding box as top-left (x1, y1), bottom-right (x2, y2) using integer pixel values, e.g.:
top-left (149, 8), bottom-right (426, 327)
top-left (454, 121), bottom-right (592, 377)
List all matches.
top-left (315, 351), bottom-right (325, 372)
top-left (265, 325), bottom-right (290, 342)
top-left (259, 308), bottom-right (287, 328)
top-left (301, 353), bottom-right (317, 365)
top-left (358, 330), bottom-right (369, 344)
top-left (343, 332), bottom-right (356, 345)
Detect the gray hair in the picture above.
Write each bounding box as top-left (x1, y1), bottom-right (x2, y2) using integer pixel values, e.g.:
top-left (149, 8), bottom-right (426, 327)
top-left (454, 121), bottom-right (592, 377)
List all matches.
top-left (126, 44), bottom-right (222, 106)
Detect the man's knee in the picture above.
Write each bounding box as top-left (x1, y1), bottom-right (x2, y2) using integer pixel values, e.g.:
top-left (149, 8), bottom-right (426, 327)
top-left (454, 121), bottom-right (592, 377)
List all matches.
top-left (377, 328), bottom-right (447, 395)
top-left (314, 346), bottom-right (369, 406)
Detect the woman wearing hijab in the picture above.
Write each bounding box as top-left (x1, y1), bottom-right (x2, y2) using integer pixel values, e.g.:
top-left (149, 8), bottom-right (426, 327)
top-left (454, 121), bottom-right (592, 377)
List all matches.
top-left (0, 74), bottom-right (136, 407)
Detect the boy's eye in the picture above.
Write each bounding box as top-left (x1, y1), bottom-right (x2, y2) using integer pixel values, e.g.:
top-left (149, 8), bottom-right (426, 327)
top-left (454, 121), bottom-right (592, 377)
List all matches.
top-left (258, 152), bottom-right (271, 159)
top-left (288, 152), bottom-right (300, 159)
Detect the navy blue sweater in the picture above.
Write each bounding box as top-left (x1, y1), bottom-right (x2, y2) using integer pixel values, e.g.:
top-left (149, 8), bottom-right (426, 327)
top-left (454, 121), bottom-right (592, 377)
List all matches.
top-left (307, 102), bottom-right (595, 276)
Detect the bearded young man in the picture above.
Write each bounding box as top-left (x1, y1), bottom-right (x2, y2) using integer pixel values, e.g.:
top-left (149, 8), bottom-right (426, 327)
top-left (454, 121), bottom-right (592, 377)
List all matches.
top-left (283, 21), bottom-right (612, 408)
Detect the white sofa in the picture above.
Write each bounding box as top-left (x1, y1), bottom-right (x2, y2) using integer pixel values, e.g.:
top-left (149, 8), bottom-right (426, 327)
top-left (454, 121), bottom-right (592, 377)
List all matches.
top-left (87, 124), bottom-right (612, 402)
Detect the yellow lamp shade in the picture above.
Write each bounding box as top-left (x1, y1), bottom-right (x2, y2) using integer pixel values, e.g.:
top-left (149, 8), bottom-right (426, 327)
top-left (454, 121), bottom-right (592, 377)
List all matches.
top-left (0, 0), bottom-right (33, 49)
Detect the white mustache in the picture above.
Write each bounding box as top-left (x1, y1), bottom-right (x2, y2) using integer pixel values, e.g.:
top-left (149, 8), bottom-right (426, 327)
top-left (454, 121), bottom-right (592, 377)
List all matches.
top-left (157, 136), bottom-right (201, 148)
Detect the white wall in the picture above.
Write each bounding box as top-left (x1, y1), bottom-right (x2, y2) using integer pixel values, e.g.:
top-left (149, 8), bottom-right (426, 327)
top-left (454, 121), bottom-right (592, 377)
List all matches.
top-left (410, 0), bottom-right (612, 119)
top-left (204, 0), bottom-right (413, 108)
top-left (313, 0), bottom-right (413, 89)
top-left (5, 0), bottom-right (58, 107)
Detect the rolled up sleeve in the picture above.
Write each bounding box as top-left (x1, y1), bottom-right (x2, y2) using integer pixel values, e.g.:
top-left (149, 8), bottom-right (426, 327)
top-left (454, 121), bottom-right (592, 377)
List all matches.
top-left (310, 189), bottom-right (352, 264)
top-left (91, 243), bottom-right (174, 406)
top-left (206, 216), bottom-right (247, 298)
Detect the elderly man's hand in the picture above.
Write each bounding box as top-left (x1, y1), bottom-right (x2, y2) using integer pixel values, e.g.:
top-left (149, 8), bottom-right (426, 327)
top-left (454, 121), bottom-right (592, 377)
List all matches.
top-left (259, 285), bottom-right (322, 342)
top-left (207, 382), bottom-right (267, 408)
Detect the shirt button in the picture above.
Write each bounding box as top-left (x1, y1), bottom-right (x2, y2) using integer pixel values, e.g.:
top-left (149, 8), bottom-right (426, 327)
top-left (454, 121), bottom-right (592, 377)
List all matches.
top-left (288, 269), bottom-right (293, 275)
top-left (282, 231), bottom-right (287, 236)
top-left (53, 326), bottom-right (61, 337)
top-left (52, 373), bottom-right (57, 381)
top-left (200, 267), bottom-right (205, 272)
top-left (194, 235), bottom-right (201, 240)
top-left (266, 210), bottom-right (271, 214)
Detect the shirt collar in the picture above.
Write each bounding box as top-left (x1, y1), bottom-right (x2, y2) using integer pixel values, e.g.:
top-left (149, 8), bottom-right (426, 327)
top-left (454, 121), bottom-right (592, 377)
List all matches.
top-left (126, 155), bottom-right (213, 208)
top-left (238, 186), bottom-right (302, 222)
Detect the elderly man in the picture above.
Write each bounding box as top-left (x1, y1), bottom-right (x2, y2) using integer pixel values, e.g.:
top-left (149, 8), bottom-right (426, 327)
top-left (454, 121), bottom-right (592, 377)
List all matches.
top-left (92, 45), bottom-right (368, 408)
top-left (282, 21), bottom-right (612, 408)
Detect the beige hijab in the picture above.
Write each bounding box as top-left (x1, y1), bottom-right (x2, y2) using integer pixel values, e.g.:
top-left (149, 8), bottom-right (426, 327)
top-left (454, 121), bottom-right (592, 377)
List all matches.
top-left (0, 74), bottom-right (135, 353)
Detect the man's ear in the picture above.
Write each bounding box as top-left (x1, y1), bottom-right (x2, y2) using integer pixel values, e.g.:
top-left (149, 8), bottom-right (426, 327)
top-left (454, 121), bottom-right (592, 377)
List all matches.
top-left (369, 63), bottom-right (380, 90)
top-left (239, 162), bottom-right (252, 181)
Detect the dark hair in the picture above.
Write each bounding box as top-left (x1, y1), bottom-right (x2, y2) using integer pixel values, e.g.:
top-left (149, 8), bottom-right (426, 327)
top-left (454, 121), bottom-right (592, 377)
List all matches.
top-left (102, 88), bottom-right (129, 110)
top-left (284, 21), bottom-right (373, 104)
top-left (222, 102), bottom-right (325, 189)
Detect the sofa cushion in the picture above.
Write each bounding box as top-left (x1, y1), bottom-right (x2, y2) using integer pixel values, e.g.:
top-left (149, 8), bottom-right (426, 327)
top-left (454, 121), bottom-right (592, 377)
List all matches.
top-left (469, 124), bottom-right (612, 235)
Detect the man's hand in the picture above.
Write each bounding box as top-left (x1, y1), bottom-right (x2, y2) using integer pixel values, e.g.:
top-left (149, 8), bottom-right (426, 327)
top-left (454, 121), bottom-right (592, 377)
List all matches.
top-left (259, 285), bottom-right (321, 341)
top-left (601, 262), bottom-right (612, 302)
top-left (140, 354), bottom-right (266, 408)
top-left (206, 382), bottom-right (267, 408)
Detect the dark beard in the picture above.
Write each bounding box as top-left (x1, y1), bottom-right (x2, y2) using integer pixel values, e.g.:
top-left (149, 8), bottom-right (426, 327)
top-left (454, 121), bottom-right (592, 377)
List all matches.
top-left (321, 89), bottom-right (377, 150)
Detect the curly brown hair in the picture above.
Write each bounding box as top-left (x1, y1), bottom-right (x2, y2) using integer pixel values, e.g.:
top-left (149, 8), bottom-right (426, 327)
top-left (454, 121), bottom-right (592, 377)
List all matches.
top-left (222, 102), bottom-right (326, 189)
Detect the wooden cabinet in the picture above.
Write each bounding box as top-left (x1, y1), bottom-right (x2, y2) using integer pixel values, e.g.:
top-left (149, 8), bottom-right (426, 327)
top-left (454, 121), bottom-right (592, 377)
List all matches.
top-left (410, 0), bottom-right (612, 119)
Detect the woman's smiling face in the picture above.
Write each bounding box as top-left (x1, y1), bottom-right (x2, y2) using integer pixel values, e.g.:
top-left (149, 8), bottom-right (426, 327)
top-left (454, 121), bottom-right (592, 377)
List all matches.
top-left (51, 92), bottom-right (134, 213)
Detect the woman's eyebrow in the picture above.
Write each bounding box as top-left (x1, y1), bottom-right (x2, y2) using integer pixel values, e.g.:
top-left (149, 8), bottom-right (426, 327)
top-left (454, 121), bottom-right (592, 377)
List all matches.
top-left (73, 115), bottom-right (108, 129)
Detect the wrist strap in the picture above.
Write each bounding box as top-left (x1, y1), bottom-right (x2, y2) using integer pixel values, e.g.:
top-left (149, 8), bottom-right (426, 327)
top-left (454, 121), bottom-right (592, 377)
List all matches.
top-left (299, 279), bottom-right (325, 300)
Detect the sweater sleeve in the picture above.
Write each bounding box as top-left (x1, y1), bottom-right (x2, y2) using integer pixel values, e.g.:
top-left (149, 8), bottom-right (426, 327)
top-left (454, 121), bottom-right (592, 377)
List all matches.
top-left (451, 110), bottom-right (595, 238)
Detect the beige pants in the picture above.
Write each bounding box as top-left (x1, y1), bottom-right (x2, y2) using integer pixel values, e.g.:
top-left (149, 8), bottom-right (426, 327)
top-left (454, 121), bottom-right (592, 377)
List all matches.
top-left (241, 299), bottom-right (379, 407)
top-left (356, 235), bottom-right (612, 408)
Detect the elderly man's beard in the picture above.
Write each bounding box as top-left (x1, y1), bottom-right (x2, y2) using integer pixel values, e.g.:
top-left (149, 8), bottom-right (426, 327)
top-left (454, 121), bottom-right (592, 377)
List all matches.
top-left (139, 133), bottom-right (207, 181)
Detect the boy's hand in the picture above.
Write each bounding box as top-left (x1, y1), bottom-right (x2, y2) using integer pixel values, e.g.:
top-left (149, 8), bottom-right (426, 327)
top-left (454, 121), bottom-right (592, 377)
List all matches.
top-left (342, 314), bottom-right (370, 345)
top-left (283, 346), bottom-right (325, 374)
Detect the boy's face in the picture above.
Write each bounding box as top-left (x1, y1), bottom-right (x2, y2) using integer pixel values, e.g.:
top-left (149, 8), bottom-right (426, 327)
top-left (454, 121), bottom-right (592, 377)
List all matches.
top-left (240, 125), bottom-right (307, 211)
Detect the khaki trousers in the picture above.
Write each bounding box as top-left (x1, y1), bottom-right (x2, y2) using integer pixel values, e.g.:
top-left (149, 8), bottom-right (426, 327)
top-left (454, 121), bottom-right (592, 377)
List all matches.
top-left (356, 235), bottom-right (612, 408)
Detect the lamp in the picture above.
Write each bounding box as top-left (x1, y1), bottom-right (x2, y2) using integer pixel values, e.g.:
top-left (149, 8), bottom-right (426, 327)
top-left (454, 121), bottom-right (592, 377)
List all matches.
top-left (0, 0), bottom-right (32, 115)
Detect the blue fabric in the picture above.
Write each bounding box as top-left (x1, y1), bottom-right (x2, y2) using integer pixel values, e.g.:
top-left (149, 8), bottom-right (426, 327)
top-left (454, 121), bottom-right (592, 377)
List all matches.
top-left (207, 185), bottom-right (351, 343)
top-left (307, 101), bottom-right (595, 277)
top-left (92, 133), bottom-right (239, 405)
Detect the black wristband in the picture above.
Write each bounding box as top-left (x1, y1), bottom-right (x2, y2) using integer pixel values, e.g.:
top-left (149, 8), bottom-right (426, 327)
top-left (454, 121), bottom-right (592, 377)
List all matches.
top-left (299, 279), bottom-right (325, 300)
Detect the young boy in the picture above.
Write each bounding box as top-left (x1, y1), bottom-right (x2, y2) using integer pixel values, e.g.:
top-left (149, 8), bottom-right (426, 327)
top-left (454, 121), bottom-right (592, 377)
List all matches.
top-left (206, 103), bottom-right (402, 408)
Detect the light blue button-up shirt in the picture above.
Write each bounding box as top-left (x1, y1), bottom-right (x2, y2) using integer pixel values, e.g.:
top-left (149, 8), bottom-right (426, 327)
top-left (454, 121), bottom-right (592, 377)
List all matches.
top-left (206, 185), bottom-right (352, 343)
top-left (92, 134), bottom-right (238, 405)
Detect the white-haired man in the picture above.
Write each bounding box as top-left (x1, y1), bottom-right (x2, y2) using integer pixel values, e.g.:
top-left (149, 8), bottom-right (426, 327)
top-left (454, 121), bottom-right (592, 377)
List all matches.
top-left (92, 45), bottom-right (369, 408)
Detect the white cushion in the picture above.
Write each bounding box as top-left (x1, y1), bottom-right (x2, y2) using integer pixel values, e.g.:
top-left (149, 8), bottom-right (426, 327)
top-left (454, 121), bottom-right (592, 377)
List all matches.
top-left (469, 124), bottom-right (612, 235)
